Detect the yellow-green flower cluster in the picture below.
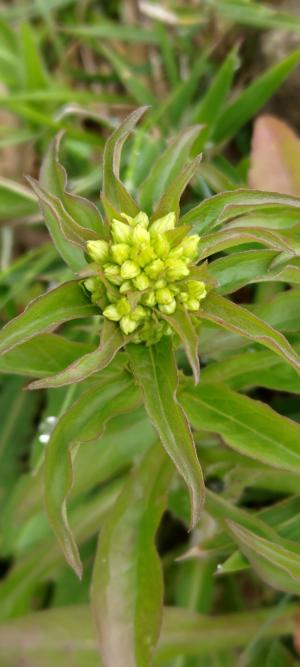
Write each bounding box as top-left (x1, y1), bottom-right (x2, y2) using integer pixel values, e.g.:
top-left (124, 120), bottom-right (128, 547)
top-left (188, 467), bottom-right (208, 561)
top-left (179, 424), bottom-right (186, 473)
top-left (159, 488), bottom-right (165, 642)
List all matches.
top-left (84, 211), bottom-right (206, 344)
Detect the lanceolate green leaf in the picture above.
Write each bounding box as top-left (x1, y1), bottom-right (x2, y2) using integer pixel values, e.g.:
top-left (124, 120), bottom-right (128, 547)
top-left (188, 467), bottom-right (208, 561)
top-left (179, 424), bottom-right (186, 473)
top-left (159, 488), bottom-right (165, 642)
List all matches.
top-left (0, 334), bottom-right (93, 378)
top-left (199, 292), bottom-right (300, 373)
top-left (28, 320), bottom-right (124, 389)
top-left (213, 51), bottom-right (300, 144)
top-left (208, 249), bottom-right (278, 294)
top-left (91, 443), bottom-right (172, 667)
top-left (180, 189), bottom-right (300, 233)
top-left (127, 338), bottom-right (205, 528)
top-left (160, 306), bottom-right (200, 384)
top-left (198, 225), bottom-right (297, 259)
top-left (202, 344), bottom-right (300, 394)
top-left (153, 155), bottom-right (202, 222)
top-left (192, 46), bottom-right (239, 153)
top-left (45, 373), bottom-right (141, 578)
top-left (180, 381), bottom-right (300, 473)
top-left (0, 282), bottom-right (98, 357)
top-left (102, 107), bottom-right (147, 213)
top-left (228, 521), bottom-right (300, 594)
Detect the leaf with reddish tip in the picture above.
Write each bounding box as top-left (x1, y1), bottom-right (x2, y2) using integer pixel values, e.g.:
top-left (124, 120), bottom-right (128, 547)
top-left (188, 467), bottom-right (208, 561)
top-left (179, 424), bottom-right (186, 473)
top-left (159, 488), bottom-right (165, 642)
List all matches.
top-left (28, 320), bottom-right (124, 389)
top-left (0, 282), bottom-right (98, 357)
top-left (45, 374), bottom-right (141, 577)
top-left (199, 292), bottom-right (300, 374)
top-left (249, 115), bottom-right (300, 196)
top-left (160, 306), bottom-right (200, 384)
top-left (127, 338), bottom-right (205, 529)
top-left (91, 443), bottom-right (172, 667)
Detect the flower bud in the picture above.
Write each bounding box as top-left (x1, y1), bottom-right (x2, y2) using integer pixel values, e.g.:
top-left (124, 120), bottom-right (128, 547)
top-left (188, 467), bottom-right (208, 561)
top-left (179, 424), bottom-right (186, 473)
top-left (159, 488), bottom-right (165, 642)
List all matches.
top-left (165, 258), bottom-right (190, 281)
top-left (132, 305), bottom-right (147, 321)
top-left (150, 212), bottom-right (176, 234)
top-left (181, 235), bottom-right (200, 260)
top-left (187, 280), bottom-right (207, 300)
top-left (151, 233), bottom-right (170, 258)
top-left (155, 288), bottom-right (173, 305)
top-left (132, 211), bottom-right (149, 228)
top-left (120, 316), bottom-right (139, 335)
top-left (117, 297), bottom-right (131, 316)
top-left (120, 260), bottom-right (140, 280)
top-left (178, 291), bottom-right (188, 303)
top-left (86, 240), bottom-right (109, 264)
top-left (132, 273), bottom-right (150, 291)
top-left (153, 279), bottom-right (166, 289)
top-left (145, 258), bottom-right (164, 279)
top-left (111, 243), bottom-right (130, 265)
top-left (104, 263), bottom-right (122, 285)
top-left (112, 220), bottom-right (132, 244)
top-left (131, 243), bottom-right (155, 267)
top-left (119, 280), bottom-right (132, 294)
top-left (159, 299), bottom-right (176, 315)
top-left (186, 298), bottom-right (200, 312)
top-left (103, 304), bottom-right (121, 321)
top-left (142, 291), bottom-right (156, 307)
top-left (132, 225), bottom-right (150, 245)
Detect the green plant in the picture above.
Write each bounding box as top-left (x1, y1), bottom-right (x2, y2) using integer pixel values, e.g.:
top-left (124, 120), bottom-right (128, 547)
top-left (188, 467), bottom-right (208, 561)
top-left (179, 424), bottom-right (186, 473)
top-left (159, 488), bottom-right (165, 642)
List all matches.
top-left (2, 103), bottom-right (300, 666)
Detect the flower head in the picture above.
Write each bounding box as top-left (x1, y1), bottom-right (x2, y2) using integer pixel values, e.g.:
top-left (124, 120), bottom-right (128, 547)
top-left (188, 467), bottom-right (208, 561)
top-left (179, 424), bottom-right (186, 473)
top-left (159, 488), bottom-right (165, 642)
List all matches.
top-left (86, 210), bottom-right (206, 344)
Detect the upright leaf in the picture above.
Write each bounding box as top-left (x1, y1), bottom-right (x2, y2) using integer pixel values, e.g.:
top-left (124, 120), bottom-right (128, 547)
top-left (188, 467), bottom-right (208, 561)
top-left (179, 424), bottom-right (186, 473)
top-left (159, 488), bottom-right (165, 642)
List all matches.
top-left (91, 443), bottom-right (172, 667)
top-left (140, 126), bottom-right (202, 215)
top-left (214, 51), bottom-right (300, 144)
top-left (160, 306), bottom-right (200, 384)
top-left (127, 338), bottom-right (205, 528)
top-left (153, 155), bottom-right (202, 222)
top-left (102, 107), bottom-right (147, 213)
top-left (192, 46), bottom-right (239, 153)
